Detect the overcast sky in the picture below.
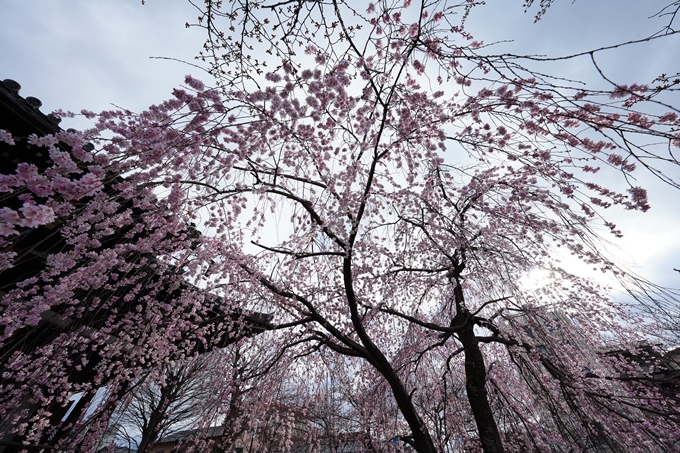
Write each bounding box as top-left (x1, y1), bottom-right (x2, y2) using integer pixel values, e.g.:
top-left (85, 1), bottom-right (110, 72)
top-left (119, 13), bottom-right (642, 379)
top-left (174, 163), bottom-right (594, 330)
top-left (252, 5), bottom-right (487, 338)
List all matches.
top-left (1, 0), bottom-right (679, 290)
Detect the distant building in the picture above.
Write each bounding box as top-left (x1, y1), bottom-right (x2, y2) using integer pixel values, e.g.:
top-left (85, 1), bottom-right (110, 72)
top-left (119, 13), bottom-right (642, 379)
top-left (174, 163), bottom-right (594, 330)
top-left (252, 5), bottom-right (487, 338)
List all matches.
top-left (502, 308), bottom-right (679, 452)
top-left (149, 425), bottom-right (379, 453)
top-left (151, 426), bottom-right (226, 453)
top-left (604, 343), bottom-right (680, 405)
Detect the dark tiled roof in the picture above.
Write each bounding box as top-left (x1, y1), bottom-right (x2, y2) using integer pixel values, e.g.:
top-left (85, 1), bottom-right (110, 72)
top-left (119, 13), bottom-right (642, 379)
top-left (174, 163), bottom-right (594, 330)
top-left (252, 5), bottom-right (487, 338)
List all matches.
top-left (0, 79), bottom-right (64, 175)
top-left (156, 426), bottom-right (224, 444)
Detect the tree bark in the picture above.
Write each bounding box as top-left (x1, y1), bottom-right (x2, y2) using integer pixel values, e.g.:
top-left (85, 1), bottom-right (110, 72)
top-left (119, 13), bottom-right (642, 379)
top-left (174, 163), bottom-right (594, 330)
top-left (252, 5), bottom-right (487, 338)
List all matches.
top-left (378, 362), bottom-right (439, 453)
top-left (458, 322), bottom-right (505, 453)
top-left (342, 257), bottom-right (438, 453)
top-left (449, 267), bottom-right (504, 453)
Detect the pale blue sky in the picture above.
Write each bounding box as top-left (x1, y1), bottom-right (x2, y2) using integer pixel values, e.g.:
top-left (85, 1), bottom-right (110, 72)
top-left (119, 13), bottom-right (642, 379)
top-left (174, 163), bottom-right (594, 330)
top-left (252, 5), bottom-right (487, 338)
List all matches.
top-left (1, 0), bottom-right (202, 127)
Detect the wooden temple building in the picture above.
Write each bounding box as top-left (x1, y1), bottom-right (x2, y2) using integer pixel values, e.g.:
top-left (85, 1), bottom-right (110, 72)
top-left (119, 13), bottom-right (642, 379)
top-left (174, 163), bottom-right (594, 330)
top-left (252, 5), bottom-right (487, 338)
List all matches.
top-left (0, 79), bottom-right (272, 452)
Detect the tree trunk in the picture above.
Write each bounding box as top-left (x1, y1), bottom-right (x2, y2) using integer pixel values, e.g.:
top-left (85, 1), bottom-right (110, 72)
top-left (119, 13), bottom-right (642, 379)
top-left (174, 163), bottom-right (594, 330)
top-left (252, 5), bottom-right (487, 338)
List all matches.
top-left (458, 322), bottom-right (504, 453)
top-left (136, 391), bottom-right (168, 453)
top-left (379, 364), bottom-right (439, 453)
top-left (342, 257), bottom-right (438, 453)
top-left (449, 268), bottom-right (504, 453)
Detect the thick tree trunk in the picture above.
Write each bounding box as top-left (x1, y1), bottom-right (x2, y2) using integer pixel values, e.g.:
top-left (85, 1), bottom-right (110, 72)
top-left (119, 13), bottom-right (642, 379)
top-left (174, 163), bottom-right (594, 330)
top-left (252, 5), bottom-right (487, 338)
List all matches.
top-left (448, 267), bottom-right (504, 453)
top-left (379, 365), bottom-right (439, 453)
top-left (458, 322), bottom-right (504, 453)
top-left (342, 257), bottom-right (438, 453)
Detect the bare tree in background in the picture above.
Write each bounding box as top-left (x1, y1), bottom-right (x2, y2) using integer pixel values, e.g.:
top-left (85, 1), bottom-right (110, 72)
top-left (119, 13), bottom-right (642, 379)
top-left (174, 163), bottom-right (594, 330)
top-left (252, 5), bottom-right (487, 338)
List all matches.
top-left (105, 356), bottom-right (213, 453)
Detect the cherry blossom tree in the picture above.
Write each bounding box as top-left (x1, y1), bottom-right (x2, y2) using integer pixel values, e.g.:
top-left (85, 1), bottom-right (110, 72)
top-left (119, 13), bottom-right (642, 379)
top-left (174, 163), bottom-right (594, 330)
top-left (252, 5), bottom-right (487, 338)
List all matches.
top-left (1, 1), bottom-right (680, 452)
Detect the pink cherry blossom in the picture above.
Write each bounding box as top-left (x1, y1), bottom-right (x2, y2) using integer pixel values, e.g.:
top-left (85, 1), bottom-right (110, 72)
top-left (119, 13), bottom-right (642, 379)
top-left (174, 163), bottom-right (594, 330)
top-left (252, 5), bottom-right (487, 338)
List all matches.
top-left (18, 203), bottom-right (56, 227)
top-left (0, 207), bottom-right (21, 225)
top-left (0, 251), bottom-right (17, 271)
top-left (0, 129), bottom-right (15, 145)
top-left (0, 223), bottom-right (18, 237)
